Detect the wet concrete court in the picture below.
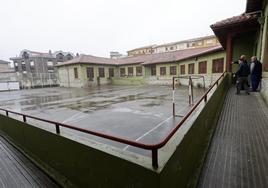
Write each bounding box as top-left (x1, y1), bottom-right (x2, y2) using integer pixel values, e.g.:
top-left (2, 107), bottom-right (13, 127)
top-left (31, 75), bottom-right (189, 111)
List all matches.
top-left (0, 85), bottom-right (203, 156)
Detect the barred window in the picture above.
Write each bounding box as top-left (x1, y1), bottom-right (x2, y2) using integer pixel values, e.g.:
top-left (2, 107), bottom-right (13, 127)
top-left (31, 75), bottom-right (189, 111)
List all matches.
top-left (128, 67), bottom-right (133, 76)
top-left (98, 67), bottom-right (105, 77)
top-left (136, 67), bottom-right (142, 76)
top-left (198, 61), bottom-right (207, 74)
top-left (74, 67), bottom-right (78, 79)
top-left (188, 63), bottom-right (195, 74)
top-left (86, 67), bottom-right (94, 78)
top-left (120, 68), bottom-right (125, 77)
top-left (109, 68), bottom-right (114, 77)
top-left (180, 65), bottom-right (185, 75)
top-left (170, 66), bottom-right (177, 75)
top-left (212, 58), bottom-right (224, 73)
top-left (160, 67), bottom-right (166, 76)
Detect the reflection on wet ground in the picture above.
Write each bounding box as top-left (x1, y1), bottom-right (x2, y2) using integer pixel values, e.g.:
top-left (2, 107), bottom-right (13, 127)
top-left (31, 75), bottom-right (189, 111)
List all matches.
top-left (0, 85), bottom-right (204, 156)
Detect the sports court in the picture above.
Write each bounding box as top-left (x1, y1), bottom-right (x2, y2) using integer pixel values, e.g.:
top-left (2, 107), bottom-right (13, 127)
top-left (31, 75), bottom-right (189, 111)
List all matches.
top-left (0, 85), bottom-right (204, 156)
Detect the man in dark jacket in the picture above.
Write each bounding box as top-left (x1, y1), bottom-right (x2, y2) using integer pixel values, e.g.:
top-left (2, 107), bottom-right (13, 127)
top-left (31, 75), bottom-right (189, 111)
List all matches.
top-left (250, 56), bottom-right (262, 91)
top-left (235, 55), bottom-right (250, 94)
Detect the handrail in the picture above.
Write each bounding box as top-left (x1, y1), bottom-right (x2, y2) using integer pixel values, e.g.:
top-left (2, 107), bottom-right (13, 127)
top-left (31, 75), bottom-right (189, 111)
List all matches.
top-left (0, 71), bottom-right (227, 168)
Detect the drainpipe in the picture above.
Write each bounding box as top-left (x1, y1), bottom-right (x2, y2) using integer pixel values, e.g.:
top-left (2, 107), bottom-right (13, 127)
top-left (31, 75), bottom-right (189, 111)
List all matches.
top-left (226, 33), bottom-right (233, 72)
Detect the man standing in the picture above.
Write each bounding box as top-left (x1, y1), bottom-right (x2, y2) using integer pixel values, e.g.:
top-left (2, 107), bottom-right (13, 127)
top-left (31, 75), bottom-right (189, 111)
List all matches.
top-left (250, 56), bottom-right (262, 92)
top-left (235, 55), bottom-right (250, 95)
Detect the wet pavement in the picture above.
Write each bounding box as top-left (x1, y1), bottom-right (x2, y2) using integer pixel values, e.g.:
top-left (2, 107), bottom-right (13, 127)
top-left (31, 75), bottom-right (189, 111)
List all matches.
top-left (0, 85), bottom-right (204, 156)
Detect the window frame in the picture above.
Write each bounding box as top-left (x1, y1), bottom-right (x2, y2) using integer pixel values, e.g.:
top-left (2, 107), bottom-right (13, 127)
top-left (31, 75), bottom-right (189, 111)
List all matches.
top-left (198, 61), bottom-right (207, 74)
top-left (188, 63), bottom-right (195, 74)
top-left (160, 67), bottom-right (166, 76)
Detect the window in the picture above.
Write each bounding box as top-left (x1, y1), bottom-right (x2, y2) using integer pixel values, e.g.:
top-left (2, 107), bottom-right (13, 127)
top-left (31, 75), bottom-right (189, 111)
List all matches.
top-left (170, 66), bottom-right (177, 75)
top-left (74, 67), bottom-right (78, 79)
top-left (128, 67), bottom-right (133, 76)
top-left (136, 67), bottom-right (142, 76)
top-left (109, 68), bottom-right (114, 77)
top-left (66, 54), bottom-right (73, 60)
top-left (47, 61), bottom-right (53, 66)
top-left (151, 66), bottom-right (156, 76)
top-left (14, 62), bottom-right (18, 71)
top-left (22, 52), bottom-right (29, 59)
top-left (212, 58), bottom-right (224, 73)
top-left (188, 63), bottom-right (195, 74)
top-left (198, 61), bottom-right (207, 74)
top-left (47, 61), bottom-right (54, 71)
top-left (120, 68), bottom-right (125, 77)
top-left (180, 65), bottom-right (185, 75)
top-left (29, 61), bottom-right (35, 71)
top-left (160, 67), bottom-right (166, 76)
top-left (98, 67), bottom-right (105, 77)
top-left (170, 47), bottom-right (174, 50)
top-left (21, 61), bottom-right (26, 72)
top-left (86, 67), bottom-right (94, 79)
top-left (206, 39), bottom-right (213, 44)
top-left (57, 53), bottom-right (64, 61)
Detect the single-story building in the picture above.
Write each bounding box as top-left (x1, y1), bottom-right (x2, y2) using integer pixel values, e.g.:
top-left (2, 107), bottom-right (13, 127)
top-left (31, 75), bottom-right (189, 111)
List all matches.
top-left (56, 46), bottom-right (226, 88)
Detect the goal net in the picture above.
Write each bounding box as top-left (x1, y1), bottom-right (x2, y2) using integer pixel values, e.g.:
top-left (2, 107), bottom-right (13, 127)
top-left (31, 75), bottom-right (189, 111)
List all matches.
top-left (172, 75), bottom-right (205, 117)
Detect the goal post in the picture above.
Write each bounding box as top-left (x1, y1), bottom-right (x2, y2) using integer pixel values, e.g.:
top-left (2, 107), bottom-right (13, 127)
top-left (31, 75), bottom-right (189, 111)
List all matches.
top-left (172, 75), bottom-right (206, 117)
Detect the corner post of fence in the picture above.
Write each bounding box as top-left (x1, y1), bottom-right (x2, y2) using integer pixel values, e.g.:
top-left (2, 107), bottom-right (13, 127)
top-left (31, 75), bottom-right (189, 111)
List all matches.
top-left (188, 76), bottom-right (191, 105)
top-left (216, 80), bottom-right (219, 86)
top-left (23, 115), bottom-right (27, 122)
top-left (172, 77), bottom-right (175, 116)
top-left (152, 149), bottom-right (158, 168)
top-left (204, 94), bottom-right (207, 103)
top-left (55, 124), bottom-right (60, 134)
top-left (6, 111), bottom-right (8, 117)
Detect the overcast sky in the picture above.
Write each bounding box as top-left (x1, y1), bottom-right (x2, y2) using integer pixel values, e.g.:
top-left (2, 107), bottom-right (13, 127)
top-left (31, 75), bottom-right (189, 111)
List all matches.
top-left (0, 0), bottom-right (246, 61)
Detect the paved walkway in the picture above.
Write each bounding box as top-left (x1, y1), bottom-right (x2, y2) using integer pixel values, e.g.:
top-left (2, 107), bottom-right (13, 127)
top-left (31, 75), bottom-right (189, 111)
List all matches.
top-left (0, 136), bottom-right (59, 188)
top-left (198, 87), bottom-right (268, 188)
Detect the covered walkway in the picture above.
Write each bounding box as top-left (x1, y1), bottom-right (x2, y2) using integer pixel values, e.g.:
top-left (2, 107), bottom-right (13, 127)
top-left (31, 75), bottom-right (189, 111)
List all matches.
top-left (198, 87), bottom-right (268, 188)
top-left (0, 136), bottom-right (59, 188)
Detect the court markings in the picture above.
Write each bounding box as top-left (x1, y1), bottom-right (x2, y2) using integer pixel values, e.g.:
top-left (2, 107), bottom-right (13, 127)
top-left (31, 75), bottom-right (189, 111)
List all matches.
top-left (123, 116), bottom-right (174, 151)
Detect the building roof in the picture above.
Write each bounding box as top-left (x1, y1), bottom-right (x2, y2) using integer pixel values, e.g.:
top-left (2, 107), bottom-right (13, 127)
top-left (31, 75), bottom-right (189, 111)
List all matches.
top-left (56, 55), bottom-right (117, 66)
top-left (0, 60), bottom-right (10, 64)
top-left (210, 13), bottom-right (260, 48)
top-left (56, 45), bottom-right (223, 67)
top-left (141, 45), bottom-right (223, 65)
top-left (210, 13), bottom-right (259, 29)
top-left (246, 0), bottom-right (262, 13)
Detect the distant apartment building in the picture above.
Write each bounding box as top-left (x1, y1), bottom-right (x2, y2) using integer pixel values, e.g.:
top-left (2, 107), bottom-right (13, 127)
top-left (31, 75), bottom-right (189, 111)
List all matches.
top-left (10, 49), bottom-right (74, 88)
top-left (110, 51), bottom-right (124, 59)
top-left (152, 35), bottom-right (220, 54)
top-left (127, 45), bottom-right (156, 56)
top-left (126, 35), bottom-right (220, 56)
top-left (0, 60), bottom-right (19, 91)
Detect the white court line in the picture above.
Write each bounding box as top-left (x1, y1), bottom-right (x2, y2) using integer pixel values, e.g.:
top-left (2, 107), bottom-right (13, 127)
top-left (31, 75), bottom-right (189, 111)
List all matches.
top-left (123, 116), bottom-right (173, 151)
top-left (62, 112), bottom-right (83, 123)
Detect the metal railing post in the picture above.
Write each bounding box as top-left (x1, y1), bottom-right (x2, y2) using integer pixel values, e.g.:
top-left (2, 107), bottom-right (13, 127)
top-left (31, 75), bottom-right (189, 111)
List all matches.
top-left (204, 94), bottom-right (207, 103)
top-left (152, 149), bottom-right (158, 168)
top-left (23, 115), bottom-right (26, 122)
top-left (55, 124), bottom-right (60, 134)
top-left (172, 77), bottom-right (175, 116)
top-left (6, 111), bottom-right (8, 117)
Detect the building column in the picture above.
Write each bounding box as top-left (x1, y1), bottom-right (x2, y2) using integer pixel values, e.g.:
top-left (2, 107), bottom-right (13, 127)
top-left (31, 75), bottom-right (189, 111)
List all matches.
top-left (226, 33), bottom-right (233, 72)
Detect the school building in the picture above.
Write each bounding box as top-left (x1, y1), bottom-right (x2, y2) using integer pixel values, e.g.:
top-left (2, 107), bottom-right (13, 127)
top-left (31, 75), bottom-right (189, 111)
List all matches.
top-left (56, 46), bottom-right (226, 88)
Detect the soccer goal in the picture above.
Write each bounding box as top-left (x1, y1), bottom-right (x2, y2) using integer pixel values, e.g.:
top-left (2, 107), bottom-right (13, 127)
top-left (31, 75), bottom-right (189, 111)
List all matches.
top-left (172, 75), bottom-right (205, 117)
